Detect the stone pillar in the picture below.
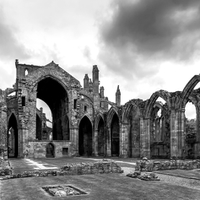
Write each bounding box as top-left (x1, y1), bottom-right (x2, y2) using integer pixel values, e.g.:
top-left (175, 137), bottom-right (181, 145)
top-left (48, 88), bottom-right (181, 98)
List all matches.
top-left (195, 106), bottom-right (200, 158)
top-left (107, 127), bottom-right (111, 156)
top-left (170, 109), bottom-right (185, 158)
top-left (18, 128), bottom-right (24, 158)
top-left (120, 123), bottom-right (128, 158)
top-left (140, 118), bottom-right (150, 158)
top-left (179, 109), bottom-right (185, 158)
top-left (170, 109), bottom-right (178, 158)
top-left (93, 129), bottom-right (98, 156)
top-left (0, 105), bottom-right (7, 159)
top-left (70, 127), bottom-right (79, 156)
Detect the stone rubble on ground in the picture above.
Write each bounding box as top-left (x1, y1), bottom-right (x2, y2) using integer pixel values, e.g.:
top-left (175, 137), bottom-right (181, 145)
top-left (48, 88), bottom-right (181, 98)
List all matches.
top-left (1, 159), bottom-right (123, 180)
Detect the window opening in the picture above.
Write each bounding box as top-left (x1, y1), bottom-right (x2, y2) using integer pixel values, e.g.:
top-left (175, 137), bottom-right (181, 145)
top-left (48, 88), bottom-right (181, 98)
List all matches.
top-left (22, 96), bottom-right (25, 106)
top-left (74, 99), bottom-right (77, 109)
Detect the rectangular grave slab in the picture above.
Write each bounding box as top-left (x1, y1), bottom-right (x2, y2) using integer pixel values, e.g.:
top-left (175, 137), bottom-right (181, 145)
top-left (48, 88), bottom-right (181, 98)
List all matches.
top-left (42, 184), bottom-right (88, 197)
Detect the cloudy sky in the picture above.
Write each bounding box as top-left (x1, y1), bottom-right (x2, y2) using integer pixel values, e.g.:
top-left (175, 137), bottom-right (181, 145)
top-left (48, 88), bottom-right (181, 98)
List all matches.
top-left (1, 0), bottom-right (200, 118)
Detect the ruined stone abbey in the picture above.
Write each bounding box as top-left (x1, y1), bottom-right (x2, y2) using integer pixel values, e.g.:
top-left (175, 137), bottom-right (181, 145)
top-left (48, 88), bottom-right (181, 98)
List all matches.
top-left (0, 60), bottom-right (200, 159)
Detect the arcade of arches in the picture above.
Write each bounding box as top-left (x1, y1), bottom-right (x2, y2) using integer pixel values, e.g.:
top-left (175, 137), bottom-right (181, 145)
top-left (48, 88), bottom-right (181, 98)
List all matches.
top-left (1, 60), bottom-right (200, 159)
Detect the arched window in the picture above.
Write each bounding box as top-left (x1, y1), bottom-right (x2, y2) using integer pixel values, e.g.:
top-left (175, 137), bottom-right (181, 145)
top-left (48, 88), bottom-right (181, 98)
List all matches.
top-left (25, 69), bottom-right (29, 76)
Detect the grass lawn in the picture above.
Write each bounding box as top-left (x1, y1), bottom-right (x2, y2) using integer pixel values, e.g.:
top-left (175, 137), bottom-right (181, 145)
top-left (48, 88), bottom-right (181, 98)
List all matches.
top-left (1, 173), bottom-right (200, 200)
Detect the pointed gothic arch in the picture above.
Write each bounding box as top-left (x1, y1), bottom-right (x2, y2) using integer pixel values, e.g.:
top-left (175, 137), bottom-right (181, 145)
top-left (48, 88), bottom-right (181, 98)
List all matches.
top-left (122, 101), bottom-right (142, 157)
top-left (111, 113), bottom-right (120, 156)
top-left (97, 116), bottom-right (105, 156)
top-left (181, 75), bottom-right (200, 107)
top-left (34, 77), bottom-right (69, 141)
top-left (7, 113), bottom-right (18, 158)
top-left (46, 143), bottom-right (55, 158)
top-left (79, 116), bottom-right (93, 156)
top-left (145, 90), bottom-right (171, 118)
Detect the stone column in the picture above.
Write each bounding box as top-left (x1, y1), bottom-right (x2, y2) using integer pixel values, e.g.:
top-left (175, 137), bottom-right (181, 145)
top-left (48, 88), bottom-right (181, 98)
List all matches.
top-left (70, 127), bottom-right (79, 156)
top-left (140, 118), bottom-right (150, 158)
top-left (120, 123), bottom-right (128, 158)
top-left (170, 109), bottom-right (185, 158)
top-left (195, 105), bottom-right (200, 158)
top-left (18, 128), bottom-right (24, 158)
top-left (170, 109), bottom-right (178, 158)
top-left (178, 108), bottom-right (185, 158)
top-left (93, 128), bottom-right (98, 156)
top-left (107, 127), bottom-right (111, 157)
top-left (0, 105), bottom-right (7, 159)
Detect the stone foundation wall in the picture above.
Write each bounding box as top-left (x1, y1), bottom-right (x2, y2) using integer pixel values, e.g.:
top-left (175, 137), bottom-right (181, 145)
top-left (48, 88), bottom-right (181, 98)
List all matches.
top-left (135, 159), bottom-right (200, 171)
top-left (60, 160), bottom-right (123, 175)
top-left (2, 160), bottom-right (123, 179)
top-left (28, 141), bottom-right (73, 158)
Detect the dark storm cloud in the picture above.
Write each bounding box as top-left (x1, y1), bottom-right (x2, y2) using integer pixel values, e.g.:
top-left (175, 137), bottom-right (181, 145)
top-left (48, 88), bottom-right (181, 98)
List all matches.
top-left (98, 0), bottom-right (200, 78)
top-left (101, 0), bottom-right (200, 57)
top-left (0, 6), bottom-right (29, 60)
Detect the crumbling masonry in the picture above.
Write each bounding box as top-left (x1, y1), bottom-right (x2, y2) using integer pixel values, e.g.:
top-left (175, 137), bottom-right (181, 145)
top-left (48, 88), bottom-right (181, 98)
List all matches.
top-left (0, 60), bottom-right (200, 159)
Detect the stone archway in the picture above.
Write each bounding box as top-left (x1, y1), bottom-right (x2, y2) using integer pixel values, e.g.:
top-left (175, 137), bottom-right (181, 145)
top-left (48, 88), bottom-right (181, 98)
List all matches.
top-left (122, 100), bottom-right (143, 158)
top-left (36, 77), bottom-right (69, 141)
top-left (111, 113), bottom-right (120, 156)
top-left (150, 103), bottom-right (170, 159)
top-left (79, 116), bottom-right (92, 156)
top-left (46, 143), bottom-right (55, 158)
top-left (7, 114), bottom-right (18, 158)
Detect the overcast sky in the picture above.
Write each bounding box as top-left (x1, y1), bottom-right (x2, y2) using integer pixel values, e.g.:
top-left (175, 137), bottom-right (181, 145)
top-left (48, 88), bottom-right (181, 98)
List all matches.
top-left (1, 0), bottom-right (200, 119)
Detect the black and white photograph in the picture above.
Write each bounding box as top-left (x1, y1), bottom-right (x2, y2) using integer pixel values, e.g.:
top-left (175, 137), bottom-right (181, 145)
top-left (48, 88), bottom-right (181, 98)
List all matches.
top-left (1, 0), bottom-right (200, 199)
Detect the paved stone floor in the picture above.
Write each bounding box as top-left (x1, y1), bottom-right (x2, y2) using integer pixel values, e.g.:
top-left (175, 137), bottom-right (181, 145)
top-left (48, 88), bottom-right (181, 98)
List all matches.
top-left (1, 157), bottom-right (200, 200)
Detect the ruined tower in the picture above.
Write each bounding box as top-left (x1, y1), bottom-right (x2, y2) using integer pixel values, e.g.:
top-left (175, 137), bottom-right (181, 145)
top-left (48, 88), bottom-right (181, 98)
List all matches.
top-left (83, 74), bottom-right (89, 92)
top-left (100, 86), bottom-right (104, 98)
top-left (92, 65), bottom-right (99, 94)
top-left (115, 85), bottom-right (121, 106)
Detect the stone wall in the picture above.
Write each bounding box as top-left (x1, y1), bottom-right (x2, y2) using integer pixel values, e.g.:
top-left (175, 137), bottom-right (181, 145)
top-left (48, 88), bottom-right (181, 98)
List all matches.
top-left (1, 160), bottom-right (123, 179)
top-left (28, 141), bottom-right (73, 158)
top-left (135, 159), bottom-right (200, 171)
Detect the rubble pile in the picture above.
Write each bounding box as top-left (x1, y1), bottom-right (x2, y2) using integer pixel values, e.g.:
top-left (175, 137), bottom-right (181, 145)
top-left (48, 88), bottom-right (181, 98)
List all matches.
top-left (126, 171), bottom-right (160, 181)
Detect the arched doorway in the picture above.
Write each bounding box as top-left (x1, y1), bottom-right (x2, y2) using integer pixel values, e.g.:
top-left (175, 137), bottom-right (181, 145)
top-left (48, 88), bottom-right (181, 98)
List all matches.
top-left (36, 77), bottom-right (69, 141)
top-left (7, 114), bottom-right (18, 158)
top-left (185, 102), bottom-right (196, 159)
top-left (46, 143), bottom-right (55, 158)
top-left (79, 116), bottom-right (92, 156)
top-left (111, 113), bottom-right (119, 156)
top-left (98, 117), bottom-right (105, 156)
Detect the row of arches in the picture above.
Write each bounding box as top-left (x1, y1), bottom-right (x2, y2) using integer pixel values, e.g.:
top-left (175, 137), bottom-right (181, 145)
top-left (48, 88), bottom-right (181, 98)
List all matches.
top-left (7, 112), bottom-right (121, 158)
top-left (9, 63), bottom-right (200, 159)
top-left (72, 113), bottom-right (120, 157)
